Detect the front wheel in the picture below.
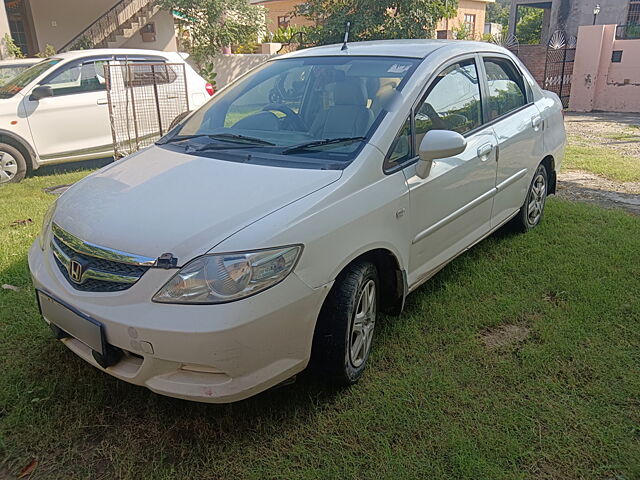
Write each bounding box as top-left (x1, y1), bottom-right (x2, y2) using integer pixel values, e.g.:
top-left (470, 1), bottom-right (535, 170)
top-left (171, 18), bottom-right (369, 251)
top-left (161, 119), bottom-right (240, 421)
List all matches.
top-left (0, 143), bottom-right (27, 185)
top-left (510, 163), bottom-right (548, 232)
top-left (311, 261), bottom-right (378, 385)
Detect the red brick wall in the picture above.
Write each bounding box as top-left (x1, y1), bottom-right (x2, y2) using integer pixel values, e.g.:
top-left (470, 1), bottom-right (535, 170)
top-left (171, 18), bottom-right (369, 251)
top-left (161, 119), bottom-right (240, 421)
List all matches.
top-left (511, 44), bottom-right (547, 86)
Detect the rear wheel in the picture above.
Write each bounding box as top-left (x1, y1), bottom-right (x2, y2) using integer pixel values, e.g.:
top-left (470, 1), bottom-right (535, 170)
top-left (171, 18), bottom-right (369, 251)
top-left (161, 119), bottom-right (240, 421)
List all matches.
top-left (510, 163), bottom-right (548, 232)
top-left (311, 261), bottom-right (378, 385)
top-left (0, 143), bottom-right (27, 184)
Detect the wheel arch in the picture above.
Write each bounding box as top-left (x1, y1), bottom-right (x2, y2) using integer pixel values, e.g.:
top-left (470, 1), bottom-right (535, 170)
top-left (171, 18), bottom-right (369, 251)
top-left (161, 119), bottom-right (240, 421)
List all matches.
top-left (0, 129), bottom-right (38, 172)
top-left (329, 247), bottom-right (407, 316)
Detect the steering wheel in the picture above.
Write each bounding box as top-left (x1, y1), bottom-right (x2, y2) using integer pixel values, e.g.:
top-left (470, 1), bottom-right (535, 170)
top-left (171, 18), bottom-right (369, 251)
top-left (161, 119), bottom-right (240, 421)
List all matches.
top-left (422, 103), bottom-right (448, 130)
top-left (262, 103), bottom-right (307, 131)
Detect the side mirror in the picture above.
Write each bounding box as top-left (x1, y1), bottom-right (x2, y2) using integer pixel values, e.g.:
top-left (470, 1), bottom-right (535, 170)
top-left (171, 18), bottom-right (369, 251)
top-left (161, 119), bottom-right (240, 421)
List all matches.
top-left (416, 130), bottom-right (467, 178)
top-left (29, 85), bottom-right (54, 101)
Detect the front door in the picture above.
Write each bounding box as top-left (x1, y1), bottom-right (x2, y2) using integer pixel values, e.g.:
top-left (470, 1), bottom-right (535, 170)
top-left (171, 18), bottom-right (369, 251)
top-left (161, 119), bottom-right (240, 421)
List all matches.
top-left (22, 58), bottom-right (113, 162)
top-left (402, 57), bottom-right (498, 287)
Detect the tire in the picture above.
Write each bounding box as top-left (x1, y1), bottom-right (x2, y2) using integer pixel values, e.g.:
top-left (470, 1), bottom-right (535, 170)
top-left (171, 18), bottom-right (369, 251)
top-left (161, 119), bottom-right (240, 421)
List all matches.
top-left (0, 143), bottom-right (27, 185)
top-left (509, 163), bottom-right (549, 233)
top-left (311, 260), bottom-right (379, 386)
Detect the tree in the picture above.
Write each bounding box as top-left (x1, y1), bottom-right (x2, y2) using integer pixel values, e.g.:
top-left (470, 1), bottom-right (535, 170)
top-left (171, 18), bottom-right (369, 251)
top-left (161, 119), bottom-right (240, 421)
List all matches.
top-left (486, 0), bottom-right (510, 31)
top-left (294, 0), bottom-right (458, 46)
top-left (156, 0), bottom-right (266, 61)
top-left (516, 6), bottom-right (543, 44)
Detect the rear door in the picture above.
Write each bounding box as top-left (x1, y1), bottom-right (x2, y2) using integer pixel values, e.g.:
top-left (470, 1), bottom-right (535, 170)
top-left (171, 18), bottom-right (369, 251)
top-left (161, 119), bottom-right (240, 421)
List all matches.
top-left (23, 56), bottom-right (113, 162)
top-left (479, 55), bottom-right (546, 227)
top-left (395, 56), bottom-right (498, 286)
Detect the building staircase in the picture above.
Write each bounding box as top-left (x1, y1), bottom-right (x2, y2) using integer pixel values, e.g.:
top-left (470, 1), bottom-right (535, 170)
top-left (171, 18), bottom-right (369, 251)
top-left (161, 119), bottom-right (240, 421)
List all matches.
top-left (59, 0), bottom-right (160, 52)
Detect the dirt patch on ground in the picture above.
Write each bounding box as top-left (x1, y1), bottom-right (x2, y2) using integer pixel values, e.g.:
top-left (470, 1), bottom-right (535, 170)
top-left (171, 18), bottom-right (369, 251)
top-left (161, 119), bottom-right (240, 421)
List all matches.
top-left (481, 324), bottom-right (530, 349)
top-left (557, 171), bottom-right (640, 215)
top-left (560, 113), bottom-right (640, 215)
top-left (565, 112), bottom-right (640, 158)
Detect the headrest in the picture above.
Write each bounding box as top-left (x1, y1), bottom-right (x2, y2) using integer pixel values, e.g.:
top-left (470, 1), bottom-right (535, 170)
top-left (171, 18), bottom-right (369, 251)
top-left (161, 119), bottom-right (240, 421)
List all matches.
top-left (333, 79), bottom-right (367, 106)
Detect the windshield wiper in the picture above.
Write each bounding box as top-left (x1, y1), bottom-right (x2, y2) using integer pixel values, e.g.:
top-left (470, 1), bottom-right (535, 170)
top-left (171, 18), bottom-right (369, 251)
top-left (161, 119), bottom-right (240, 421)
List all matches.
top-left (208, 133), bottom-right (275, 146)
top-left (157, 133), bottom-right (275, 150)
top-left (281, 137), bottom-right (366, 155)
top-left (156, 134), bottom-right (211, 145)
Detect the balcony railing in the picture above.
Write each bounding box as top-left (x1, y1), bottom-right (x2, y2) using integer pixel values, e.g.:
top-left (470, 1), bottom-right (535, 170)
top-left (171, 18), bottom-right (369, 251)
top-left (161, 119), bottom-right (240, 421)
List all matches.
top-left (615, 24), bottom-right (640, 40)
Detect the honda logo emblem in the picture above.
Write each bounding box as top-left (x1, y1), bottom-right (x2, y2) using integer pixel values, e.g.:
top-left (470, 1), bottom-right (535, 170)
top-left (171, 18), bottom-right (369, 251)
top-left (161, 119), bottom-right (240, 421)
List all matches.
top-left (69, 260), bottom-right (84, 283)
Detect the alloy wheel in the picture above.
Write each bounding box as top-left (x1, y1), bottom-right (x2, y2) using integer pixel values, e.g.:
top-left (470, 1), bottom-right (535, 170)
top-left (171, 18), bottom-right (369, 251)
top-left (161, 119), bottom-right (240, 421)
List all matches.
top-left (527, 172), bottom-right (546, 226)
top-left (0, 152), bottom-right (18, 184)
top-left (349, 279), bottom-right (376, 368)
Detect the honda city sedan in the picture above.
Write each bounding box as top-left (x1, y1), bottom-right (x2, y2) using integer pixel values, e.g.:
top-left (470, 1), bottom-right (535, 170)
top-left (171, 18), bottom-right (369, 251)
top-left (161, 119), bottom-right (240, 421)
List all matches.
top-left (29, 40), bottom-right (566, 403)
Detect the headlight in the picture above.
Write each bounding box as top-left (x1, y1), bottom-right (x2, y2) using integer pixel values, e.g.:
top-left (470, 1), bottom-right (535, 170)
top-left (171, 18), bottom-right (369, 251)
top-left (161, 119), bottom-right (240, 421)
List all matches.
top-left (38, 201), bottom-right (57, 250)
top-left (153, 245), bottom-right (302, 304)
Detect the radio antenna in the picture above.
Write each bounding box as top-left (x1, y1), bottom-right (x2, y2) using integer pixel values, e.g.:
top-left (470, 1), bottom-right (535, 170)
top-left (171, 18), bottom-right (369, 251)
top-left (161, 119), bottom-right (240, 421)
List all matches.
top-left (341, 21), bottom-right (351, 51)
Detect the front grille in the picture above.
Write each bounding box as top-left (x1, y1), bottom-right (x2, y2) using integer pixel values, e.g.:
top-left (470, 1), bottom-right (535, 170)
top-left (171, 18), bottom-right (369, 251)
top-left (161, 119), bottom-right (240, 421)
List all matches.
top-left (53, 237), bottom-right (148, 278)
top-left (51, 228), bottom-right (152, 293)
top-left (53, 254), bottom-right (138, 292)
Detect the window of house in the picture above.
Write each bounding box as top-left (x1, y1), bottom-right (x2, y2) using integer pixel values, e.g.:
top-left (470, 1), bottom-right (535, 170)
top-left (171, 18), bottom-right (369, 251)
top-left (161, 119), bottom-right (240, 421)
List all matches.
top-left (627, 0), bottom-right (640, 25)
top-left (415, 59), bottom-right (483, 146)
top-left (483, 58), bottom-right (527, 121)
top-left (278, 16), bottom-right (290, 28)
top-left (464, 14), bottom-right (476, 34)
top-left (44, 60), bottom-right (108, 96)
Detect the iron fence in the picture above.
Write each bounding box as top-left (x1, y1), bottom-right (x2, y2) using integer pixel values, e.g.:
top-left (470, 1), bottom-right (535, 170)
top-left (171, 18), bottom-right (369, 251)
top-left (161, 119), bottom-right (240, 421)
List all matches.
top-left (105, 62), bottom-right (189, 158)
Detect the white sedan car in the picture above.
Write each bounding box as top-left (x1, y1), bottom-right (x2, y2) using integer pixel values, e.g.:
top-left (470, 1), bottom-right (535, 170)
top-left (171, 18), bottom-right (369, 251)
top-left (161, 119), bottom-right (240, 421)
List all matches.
top-left (0, 48), bottom-right (212, 184)
top-left (29, 40), bottom-right (566, 403)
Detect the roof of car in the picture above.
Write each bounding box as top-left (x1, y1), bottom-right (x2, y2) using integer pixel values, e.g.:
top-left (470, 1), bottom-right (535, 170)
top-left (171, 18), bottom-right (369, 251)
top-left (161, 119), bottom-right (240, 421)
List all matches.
top-left (0, 58), bottom-right (41, 65)
top-left (47, 48), bottom-right (185, 60)
top-left (280, 39), bottom-right (510, 60)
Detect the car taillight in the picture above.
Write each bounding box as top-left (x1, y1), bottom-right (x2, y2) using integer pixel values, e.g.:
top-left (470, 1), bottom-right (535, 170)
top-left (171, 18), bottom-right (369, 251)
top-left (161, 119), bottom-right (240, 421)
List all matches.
top-left (205, 83), bottom-right (215, 96)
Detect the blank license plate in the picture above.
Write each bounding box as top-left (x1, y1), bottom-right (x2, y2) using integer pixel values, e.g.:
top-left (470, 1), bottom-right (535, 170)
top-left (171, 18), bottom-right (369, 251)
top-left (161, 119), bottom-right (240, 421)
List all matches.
top-left (37, 290), bottom-right (106, 355)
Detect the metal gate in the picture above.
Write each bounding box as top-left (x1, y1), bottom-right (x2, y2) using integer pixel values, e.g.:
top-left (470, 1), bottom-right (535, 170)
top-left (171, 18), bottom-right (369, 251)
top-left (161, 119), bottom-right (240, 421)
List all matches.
top-left (543, 31), bottom-right (576, 109)
top-left (105, 62), bottom-right (189, 158)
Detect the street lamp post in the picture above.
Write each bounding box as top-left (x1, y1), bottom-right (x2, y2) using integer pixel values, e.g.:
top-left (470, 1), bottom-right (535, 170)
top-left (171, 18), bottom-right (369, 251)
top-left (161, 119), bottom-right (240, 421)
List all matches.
top-left (592, 4), bottom-right (601, 25)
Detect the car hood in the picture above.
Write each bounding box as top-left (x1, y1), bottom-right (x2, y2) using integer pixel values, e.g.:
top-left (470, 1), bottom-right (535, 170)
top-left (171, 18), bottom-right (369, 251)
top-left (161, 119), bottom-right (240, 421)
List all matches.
top-left (53, 146), bottom-right (342, 263)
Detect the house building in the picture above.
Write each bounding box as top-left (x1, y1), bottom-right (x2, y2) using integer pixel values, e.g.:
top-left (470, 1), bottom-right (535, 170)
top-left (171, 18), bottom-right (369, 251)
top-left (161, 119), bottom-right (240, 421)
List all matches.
top-left (0, 0), bottom-right (177, 58)
top-left (253, 0), bottom-right (494, 40)
top-left (509, 0), bottom-right (640, 44)
top-left (436, 0), bottom-right (495, 39)
top-left (251, 0), bottom-right (314, 33)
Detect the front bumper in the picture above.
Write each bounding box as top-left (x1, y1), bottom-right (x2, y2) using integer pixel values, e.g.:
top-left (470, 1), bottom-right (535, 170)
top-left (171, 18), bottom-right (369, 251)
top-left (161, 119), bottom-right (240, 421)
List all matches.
top-left (28, 241), bottom-right (330, 403)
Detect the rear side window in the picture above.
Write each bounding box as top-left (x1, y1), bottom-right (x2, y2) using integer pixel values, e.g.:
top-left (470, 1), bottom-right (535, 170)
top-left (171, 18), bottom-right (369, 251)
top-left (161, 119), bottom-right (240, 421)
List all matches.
top-left (122, 60), bottom-right (177, 87)
top-left (483, 58), bottom-right (527, 121)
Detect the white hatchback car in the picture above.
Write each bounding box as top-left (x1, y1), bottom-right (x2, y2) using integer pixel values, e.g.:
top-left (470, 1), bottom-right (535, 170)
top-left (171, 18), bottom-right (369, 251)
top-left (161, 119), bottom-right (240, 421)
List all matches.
top-left (29, 40), bottom-right (566, 403)
top-left (0, 48), bottom-right (212, 184)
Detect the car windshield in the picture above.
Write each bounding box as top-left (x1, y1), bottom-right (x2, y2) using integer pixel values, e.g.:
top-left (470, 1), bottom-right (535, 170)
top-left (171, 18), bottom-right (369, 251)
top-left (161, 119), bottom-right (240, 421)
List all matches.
top-left (0, 58), bottom-right (60, 98)
top-left (0, 63), bottom-right (37, 86)
top-left (168, 56), bottom-right (419, 164)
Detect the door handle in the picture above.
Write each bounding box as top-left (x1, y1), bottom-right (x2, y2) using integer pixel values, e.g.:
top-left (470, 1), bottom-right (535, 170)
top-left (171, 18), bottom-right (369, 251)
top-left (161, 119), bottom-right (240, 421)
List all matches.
top-left (532, 116), bottom-right (543, 130)
top-left (477, 143), bottom-right (493, 161)
top-left (97, 98), bottom-right (108, 105)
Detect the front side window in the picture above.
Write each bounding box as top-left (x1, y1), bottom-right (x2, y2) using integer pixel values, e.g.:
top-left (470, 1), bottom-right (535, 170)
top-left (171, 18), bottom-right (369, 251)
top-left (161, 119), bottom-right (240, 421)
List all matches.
top-left (173, 56), bottom-right (419, 166)
top-left (44, 60), bottom-right (108, 96)
top-left (384, 116), bottom-right (412, 171)
top-left (483, 57), bottom-right (527, 121)
top-left (414, 58), bottom-right (482, 148)
top-left (0, 58), bottom-right (60, 98)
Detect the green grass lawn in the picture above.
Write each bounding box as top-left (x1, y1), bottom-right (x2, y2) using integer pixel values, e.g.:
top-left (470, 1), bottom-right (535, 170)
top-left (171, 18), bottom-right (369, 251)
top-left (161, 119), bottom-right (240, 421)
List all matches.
top-left (563, 143), bottom-right (640, 183)
top-left (1, 170), bottom-right (639, 480)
